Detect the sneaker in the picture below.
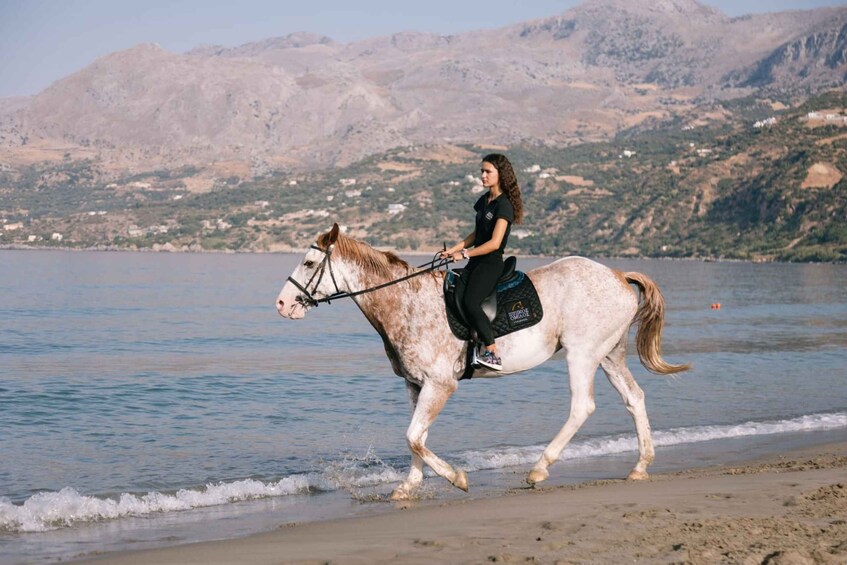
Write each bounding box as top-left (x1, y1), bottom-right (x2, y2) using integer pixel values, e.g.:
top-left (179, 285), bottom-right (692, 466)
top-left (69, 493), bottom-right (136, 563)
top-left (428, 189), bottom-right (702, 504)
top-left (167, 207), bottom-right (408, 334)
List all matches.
top-left (477, 350), bottom-right (502, 371)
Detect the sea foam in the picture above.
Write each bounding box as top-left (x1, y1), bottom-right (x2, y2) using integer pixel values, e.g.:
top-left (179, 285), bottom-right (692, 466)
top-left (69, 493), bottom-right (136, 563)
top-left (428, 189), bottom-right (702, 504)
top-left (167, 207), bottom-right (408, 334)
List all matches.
top-left (458, 411), bottom-right (847, 472)
top-left (0, 476), bottom-right (310, 533)
top-left (3, 411), bottom-right (844, 533)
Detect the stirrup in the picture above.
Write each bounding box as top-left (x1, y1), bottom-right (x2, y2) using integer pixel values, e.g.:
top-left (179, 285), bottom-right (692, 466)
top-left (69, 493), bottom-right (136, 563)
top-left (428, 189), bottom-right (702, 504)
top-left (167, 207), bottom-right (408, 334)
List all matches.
top-left (470, 342), bottom-right (482, 368)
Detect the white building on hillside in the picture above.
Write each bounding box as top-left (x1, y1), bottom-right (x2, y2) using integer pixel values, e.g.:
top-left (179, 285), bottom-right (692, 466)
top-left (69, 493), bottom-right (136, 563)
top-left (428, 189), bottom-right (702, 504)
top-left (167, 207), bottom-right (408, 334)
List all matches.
top-left (754, 117), bottom-right (777, 128)
top-left (387, 203), bottom-right (407, 216)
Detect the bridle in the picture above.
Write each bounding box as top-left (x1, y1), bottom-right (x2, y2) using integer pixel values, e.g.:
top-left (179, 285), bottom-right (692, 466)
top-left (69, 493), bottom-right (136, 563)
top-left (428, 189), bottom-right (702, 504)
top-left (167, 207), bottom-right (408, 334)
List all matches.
top-left (286, 244), bottom-right (449, 307)
top-left (286, 244), bottom-right (343, 307)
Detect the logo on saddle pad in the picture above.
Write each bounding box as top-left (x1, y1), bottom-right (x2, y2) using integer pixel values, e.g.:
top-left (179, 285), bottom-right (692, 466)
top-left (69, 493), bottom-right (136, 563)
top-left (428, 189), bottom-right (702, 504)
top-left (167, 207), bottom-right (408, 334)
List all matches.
top-left (507, 300), bottom-right (531, 326)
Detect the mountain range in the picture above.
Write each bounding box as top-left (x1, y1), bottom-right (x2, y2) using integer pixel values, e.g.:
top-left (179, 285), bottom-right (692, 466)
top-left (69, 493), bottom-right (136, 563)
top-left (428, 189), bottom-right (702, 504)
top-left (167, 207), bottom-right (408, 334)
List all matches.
top-left (1, 0), bottom-right (846, 181)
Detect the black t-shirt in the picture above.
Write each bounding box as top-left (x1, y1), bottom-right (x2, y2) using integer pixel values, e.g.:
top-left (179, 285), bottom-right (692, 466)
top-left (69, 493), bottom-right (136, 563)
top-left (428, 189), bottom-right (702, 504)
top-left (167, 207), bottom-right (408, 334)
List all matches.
top-left (473, 193), bottom-right (514, 253)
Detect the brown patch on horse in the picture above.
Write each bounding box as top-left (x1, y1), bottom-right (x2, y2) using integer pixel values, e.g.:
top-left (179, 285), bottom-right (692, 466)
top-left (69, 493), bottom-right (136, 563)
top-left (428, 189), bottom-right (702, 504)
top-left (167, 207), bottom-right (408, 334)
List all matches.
top-left (316, 230), bottom-right (411, 278)
top-left (316, 228), bottom-right (443, 292)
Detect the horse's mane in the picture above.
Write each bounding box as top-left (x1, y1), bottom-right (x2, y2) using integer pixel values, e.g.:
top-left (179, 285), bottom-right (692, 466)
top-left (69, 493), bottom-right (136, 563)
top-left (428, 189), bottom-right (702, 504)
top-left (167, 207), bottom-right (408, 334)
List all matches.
top-left (316, 230), bottom-right (416, 280)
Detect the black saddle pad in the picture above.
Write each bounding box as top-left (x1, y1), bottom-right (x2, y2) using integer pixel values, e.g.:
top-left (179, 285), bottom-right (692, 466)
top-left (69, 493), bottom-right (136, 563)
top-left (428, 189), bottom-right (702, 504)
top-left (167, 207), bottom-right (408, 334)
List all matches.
top-left (444, 270), bottom-right (543, 341)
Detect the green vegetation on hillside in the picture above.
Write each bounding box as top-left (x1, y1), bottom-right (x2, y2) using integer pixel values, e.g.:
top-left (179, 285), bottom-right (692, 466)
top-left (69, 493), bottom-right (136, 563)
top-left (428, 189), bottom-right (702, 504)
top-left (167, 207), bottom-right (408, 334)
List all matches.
top-left (1, 91), bottom-right (846, 262)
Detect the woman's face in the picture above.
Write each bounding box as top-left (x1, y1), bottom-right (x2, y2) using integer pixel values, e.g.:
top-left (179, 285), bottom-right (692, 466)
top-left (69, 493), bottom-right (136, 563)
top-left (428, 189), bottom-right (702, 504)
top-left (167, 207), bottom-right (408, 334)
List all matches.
top-left (481, 161), bottom-right (500, 190)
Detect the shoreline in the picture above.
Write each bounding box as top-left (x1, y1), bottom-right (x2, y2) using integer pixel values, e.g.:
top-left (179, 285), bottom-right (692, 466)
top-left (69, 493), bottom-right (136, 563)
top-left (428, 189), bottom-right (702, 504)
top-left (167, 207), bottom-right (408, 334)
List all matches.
top-left (80, 440), bottom-right (847, 564)
top-left (1, 244), bottom-right (842, 265)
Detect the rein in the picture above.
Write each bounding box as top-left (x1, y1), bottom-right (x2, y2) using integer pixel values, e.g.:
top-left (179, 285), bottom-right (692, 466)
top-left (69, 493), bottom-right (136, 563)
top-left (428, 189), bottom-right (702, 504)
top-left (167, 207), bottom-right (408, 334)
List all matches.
top-left (287, 244), bottom-right (450, 307)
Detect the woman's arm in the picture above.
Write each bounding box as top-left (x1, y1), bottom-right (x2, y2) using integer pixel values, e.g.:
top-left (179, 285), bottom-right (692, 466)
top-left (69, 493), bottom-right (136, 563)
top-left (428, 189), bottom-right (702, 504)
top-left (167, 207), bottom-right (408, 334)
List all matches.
top-left (465, 219), bottom-right (509, 258)
top-left (441, 231), bottom-right (476, 258)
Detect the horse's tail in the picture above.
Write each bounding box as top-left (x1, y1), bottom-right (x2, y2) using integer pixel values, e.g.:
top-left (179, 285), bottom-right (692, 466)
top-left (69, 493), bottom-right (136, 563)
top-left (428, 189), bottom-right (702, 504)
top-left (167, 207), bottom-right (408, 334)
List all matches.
top-left (624, 272), bottom-right (691, 375)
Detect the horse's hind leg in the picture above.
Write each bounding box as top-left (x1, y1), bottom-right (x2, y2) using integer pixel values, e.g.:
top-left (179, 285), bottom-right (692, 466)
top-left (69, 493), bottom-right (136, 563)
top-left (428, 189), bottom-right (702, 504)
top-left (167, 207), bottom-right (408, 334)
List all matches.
top-left (600, 337), bottom-right (655, 480)
top-left (390, 379), bottom-right (466, 500)
top-left (527, 353), bottom-right (598, 485)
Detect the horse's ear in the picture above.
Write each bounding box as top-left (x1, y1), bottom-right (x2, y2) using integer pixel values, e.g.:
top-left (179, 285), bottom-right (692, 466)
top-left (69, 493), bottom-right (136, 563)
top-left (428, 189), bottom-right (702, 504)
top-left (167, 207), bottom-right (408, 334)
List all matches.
top-left (328, 223), bottom-right (340, 245)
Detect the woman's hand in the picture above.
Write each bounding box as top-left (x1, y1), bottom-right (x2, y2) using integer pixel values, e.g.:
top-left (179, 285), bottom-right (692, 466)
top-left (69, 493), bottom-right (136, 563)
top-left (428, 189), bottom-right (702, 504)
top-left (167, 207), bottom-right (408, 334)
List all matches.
top-left (439, 249), bottom-right (465, 262)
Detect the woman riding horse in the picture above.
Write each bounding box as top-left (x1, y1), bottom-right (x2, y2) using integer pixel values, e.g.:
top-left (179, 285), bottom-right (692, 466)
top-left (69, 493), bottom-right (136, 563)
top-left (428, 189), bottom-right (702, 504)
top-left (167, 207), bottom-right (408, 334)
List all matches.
top-left (440, 154), bottom-right (524, 371)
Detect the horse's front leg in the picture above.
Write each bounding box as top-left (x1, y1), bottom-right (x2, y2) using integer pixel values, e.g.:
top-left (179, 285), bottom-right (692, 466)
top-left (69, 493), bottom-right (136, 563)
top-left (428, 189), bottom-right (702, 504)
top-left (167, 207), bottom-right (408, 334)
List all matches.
top-left (390, 381), bottom-right (426, 500)
top-left (390, 379), bottom-right (466, 500)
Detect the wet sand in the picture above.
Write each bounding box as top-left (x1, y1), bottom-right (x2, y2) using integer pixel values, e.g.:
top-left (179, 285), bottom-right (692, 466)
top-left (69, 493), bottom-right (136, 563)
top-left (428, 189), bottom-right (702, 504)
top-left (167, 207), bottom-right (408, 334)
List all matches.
top-left (83, 442), bottom-right (847, 564)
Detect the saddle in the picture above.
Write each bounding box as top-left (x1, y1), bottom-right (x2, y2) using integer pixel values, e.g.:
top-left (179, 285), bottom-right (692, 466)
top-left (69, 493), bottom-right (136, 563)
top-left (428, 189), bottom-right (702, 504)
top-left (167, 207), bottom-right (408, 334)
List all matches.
top-left (443, 256), bottom-right (543, 343)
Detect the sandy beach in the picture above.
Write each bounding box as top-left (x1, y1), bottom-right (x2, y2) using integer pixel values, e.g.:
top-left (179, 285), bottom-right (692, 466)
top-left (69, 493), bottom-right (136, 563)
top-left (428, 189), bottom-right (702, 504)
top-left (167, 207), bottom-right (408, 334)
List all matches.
top-left (81, 441), bottom-right (847, 565)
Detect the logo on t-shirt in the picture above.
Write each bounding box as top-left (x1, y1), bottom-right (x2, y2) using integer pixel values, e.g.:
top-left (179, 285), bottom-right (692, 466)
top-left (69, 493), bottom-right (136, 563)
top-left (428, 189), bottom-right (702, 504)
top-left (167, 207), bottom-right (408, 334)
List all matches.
top-left (485, 211), bottom-right (494, 220)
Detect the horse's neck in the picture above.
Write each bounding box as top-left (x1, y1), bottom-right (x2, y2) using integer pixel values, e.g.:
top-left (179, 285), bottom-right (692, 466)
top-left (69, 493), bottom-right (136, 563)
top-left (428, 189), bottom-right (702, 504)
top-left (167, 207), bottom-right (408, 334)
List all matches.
top-left (342, 259), bottom-right (441, 336)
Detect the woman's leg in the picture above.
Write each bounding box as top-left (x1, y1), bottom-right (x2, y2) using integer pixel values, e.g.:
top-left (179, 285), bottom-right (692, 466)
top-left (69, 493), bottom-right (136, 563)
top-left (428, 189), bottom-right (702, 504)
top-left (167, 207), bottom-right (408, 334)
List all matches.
top-left (462, 258), bottom-right (502, 349)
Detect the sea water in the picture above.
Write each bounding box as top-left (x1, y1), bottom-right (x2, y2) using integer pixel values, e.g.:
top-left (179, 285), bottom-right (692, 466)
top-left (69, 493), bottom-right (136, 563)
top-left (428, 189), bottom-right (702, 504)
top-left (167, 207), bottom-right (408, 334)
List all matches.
top-left (0, 250), bottom-right (845, 563)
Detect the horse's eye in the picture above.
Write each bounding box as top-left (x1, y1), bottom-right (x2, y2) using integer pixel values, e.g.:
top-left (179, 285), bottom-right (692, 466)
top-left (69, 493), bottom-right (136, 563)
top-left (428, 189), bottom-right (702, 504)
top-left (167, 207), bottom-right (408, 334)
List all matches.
top-left (304, 260), bottom-right (315, 268)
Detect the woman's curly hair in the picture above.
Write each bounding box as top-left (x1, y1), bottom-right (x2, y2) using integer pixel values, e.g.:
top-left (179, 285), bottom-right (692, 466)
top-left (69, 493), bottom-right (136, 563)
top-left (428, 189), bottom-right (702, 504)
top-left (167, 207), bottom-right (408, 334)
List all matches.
top-left (483, 153), bottom-right (523, 224)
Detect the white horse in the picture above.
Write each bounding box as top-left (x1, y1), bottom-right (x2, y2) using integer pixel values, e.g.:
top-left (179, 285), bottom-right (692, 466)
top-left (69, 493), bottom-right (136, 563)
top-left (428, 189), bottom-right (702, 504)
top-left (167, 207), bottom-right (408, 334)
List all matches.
top-left (276, 224), bottom-right (689, 500)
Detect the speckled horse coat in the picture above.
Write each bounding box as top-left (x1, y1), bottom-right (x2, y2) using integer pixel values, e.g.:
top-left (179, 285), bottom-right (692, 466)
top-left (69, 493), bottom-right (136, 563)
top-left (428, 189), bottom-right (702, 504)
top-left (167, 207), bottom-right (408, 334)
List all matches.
top-left (276, 224), bottom-right (689, 500)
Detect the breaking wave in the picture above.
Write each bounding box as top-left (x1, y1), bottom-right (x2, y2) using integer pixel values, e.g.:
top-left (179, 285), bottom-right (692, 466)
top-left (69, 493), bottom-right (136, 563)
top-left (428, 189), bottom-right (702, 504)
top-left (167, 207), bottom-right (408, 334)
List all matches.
top-left (3, 411), bottom-right (844, 533)
top-left (459, 411), bottom-right (847, 472)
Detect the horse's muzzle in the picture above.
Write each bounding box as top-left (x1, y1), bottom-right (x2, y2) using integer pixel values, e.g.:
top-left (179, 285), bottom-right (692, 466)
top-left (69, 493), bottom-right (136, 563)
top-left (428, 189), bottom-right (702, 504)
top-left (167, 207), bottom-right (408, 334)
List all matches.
top-left (276, 299), bottom-right (306, 319)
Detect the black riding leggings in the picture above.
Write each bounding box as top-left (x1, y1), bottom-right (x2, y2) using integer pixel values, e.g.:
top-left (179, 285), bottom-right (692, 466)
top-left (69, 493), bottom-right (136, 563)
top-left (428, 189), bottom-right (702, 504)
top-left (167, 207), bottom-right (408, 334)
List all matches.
top-left (462, 254), bottom-right (503, 347)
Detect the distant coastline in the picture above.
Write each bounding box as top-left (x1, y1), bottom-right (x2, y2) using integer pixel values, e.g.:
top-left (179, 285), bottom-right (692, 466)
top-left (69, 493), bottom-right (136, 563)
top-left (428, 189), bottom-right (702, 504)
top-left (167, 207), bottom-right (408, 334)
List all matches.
top-left (3, 243), bottom-right (842, 264)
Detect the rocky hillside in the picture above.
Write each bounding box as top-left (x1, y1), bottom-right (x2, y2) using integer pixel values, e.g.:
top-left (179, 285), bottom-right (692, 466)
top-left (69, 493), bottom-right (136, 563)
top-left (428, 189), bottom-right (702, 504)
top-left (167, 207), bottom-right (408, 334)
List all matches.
top-left (0, 0), bottom-right (846, 181)
top-left (732, 16), bottom-right (847, 90)
top-left (2, 90), bottom-right (845, 262)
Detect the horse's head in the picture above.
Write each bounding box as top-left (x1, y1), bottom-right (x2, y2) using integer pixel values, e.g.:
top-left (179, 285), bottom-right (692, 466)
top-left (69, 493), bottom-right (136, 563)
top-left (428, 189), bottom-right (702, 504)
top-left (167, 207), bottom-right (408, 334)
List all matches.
top-left (276, 223), bottom-right (341, 319)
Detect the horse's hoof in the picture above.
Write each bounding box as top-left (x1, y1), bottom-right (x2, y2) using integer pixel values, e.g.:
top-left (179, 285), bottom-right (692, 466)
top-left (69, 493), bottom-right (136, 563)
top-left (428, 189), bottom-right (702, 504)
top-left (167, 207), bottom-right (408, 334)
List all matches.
top-left (627, 470), bottom-right (649, 481)
top-left (390, 484), bottom-right (415, 501)
top-left (452, 470), bottom-right (469, 492)
top-left (527, 468), bottom-right (549, 485)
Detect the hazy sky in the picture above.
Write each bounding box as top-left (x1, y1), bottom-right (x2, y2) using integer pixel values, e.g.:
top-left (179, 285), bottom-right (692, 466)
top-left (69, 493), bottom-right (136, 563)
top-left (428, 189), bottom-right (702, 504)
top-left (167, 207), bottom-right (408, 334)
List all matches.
top-left (1, 0), bottom-right (845, 98)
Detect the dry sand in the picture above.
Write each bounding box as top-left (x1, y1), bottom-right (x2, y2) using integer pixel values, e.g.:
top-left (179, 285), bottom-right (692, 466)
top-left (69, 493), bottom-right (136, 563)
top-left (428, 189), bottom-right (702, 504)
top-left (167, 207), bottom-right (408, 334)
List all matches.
top-left (84, 442), bottom-right (847, 565)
